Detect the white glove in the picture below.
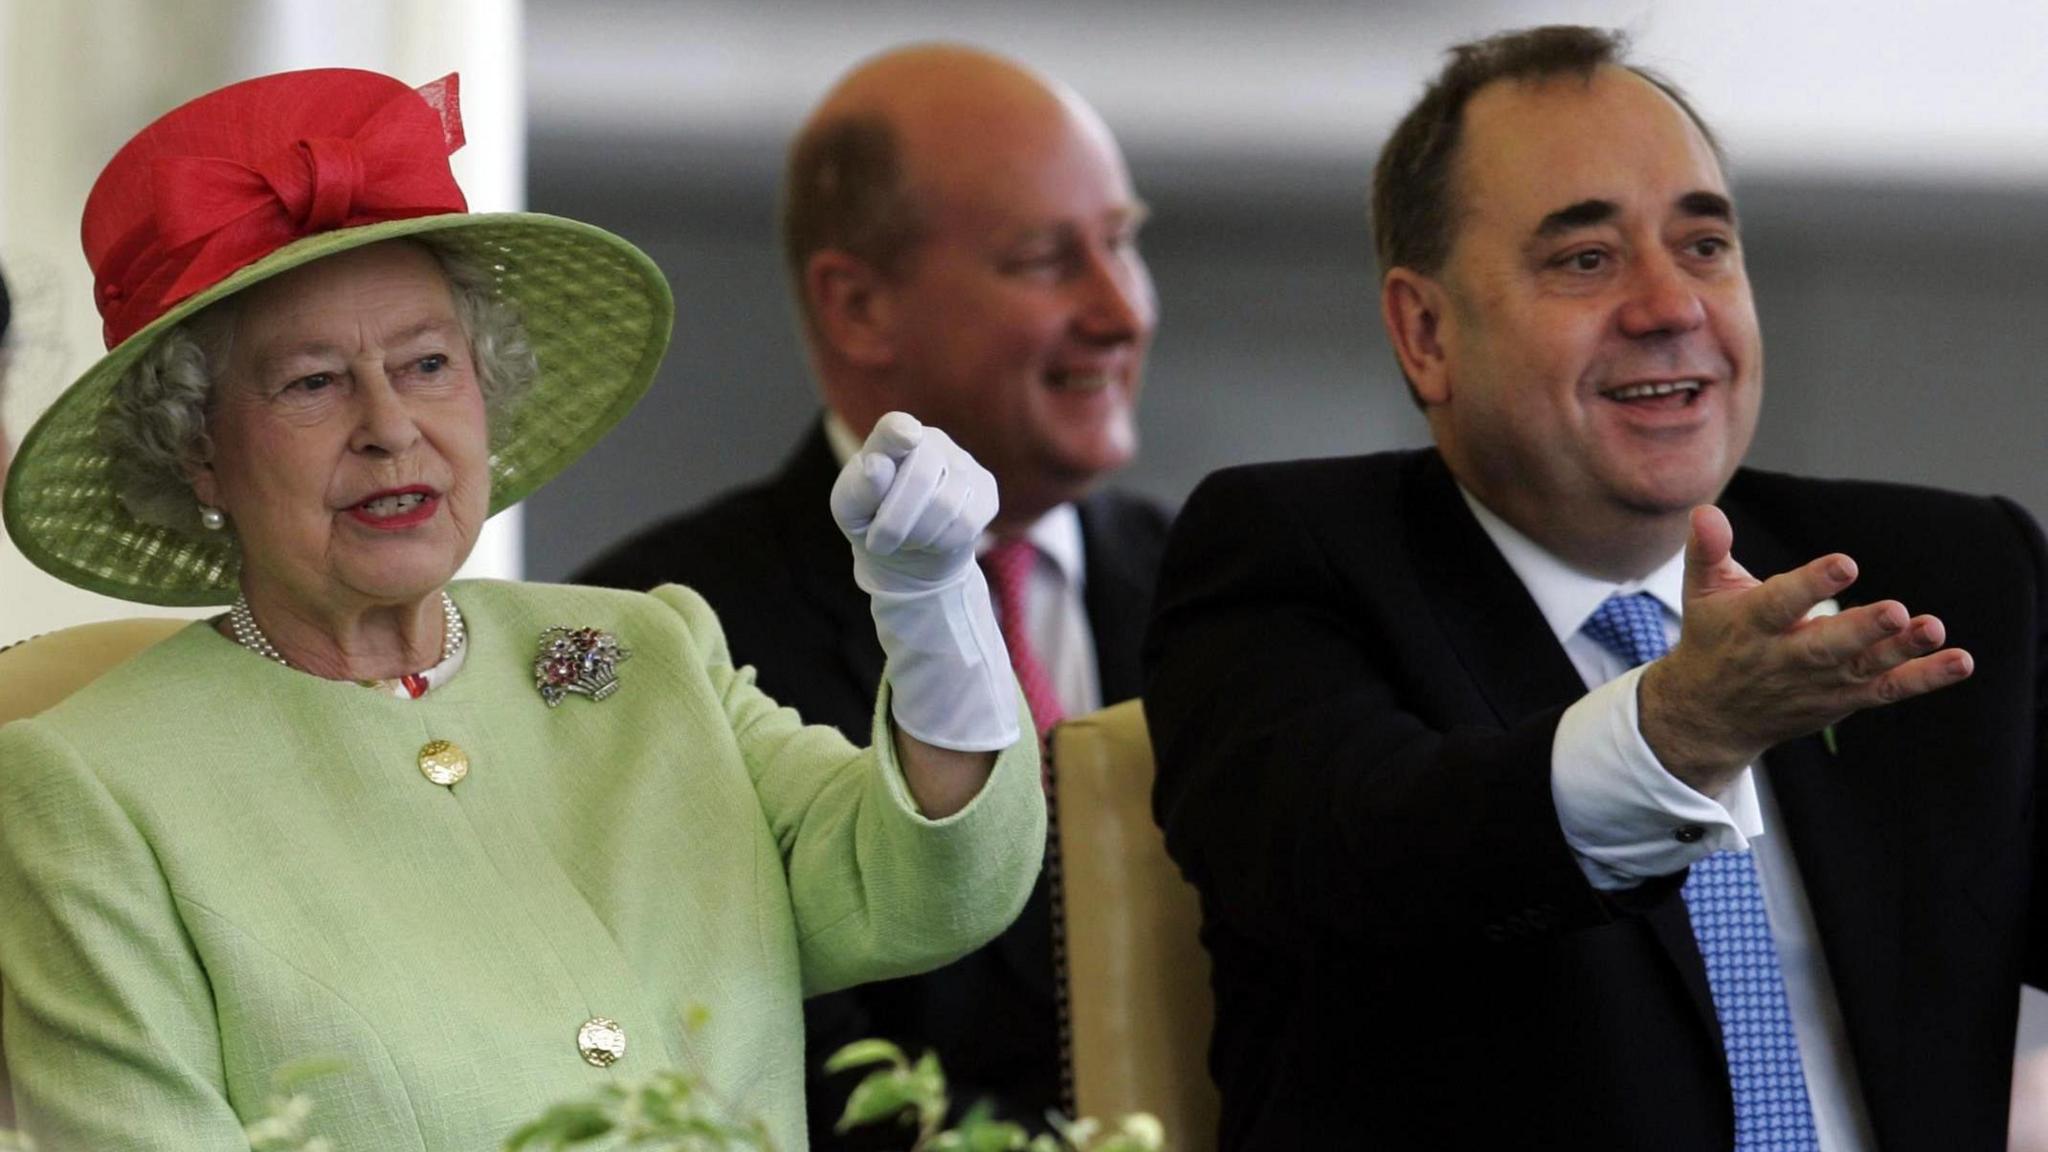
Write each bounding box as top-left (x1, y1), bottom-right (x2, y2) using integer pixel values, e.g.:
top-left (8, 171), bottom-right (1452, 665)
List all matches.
top-left (830, 412), bottom-right (1020, 752)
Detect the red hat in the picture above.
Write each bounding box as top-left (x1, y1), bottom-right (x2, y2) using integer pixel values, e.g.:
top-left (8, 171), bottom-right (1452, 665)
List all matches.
top-left (83, 68), bottom-right (468, 348)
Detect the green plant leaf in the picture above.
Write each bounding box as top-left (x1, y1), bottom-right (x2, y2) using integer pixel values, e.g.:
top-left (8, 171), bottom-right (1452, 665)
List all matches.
top-left (823, 1038), bottom-right (907, 1074)
top-left (1114, 1113), bottom-right (1164, 1149)
top-left (836, 1071), bottom-right (920, 1131)
top-left (908, 1049), bottom-right (949, 1128)
top-left (955, 1117), bottom-right (1030, 1151)
top-left (958, 1100), bottom-right (996, 1126)
top-left (1049, 1115), bottom-right (1098, 1147)
top-left (501, 1102), bottom-right (616, 1149)
top-left (911, 1050), bottom-right (944, 1090)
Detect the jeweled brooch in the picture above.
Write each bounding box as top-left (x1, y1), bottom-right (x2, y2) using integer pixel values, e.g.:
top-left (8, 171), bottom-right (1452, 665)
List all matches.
top-left (534, 626), bottom-right (631, 707)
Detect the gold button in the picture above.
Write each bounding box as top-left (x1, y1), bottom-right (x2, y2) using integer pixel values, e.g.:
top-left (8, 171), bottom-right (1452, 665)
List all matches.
top-left (578, 1017), bottom-right (625, 1067)
top-left (418, 739), bottom-right (469, 787)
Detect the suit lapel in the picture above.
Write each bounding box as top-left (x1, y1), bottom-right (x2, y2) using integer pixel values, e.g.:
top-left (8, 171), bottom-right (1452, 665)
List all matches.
top-left (1077, 494), bottom-right (1153, 705)
top-left (1397, 452), bottom-right (1588, 727)
top-left (1396, 454), bottom-right (1729, 1046)
top-left (1722, 485), bottom-right (1905, 1118)
top-left (771, 423), bottom-right (887, 700)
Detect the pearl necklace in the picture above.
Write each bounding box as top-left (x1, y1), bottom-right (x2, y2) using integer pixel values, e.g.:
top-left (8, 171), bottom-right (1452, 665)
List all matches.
top-left (228, 591), bottom-right (465, 671)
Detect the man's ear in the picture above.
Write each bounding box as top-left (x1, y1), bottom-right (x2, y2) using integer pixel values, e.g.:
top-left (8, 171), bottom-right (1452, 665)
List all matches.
top-left (1381, 267), bottom-right (1454, 406)
top-left (806, 249), bottom-right (898, 369)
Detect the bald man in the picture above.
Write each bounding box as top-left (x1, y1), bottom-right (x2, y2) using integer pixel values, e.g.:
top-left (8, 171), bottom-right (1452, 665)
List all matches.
top-left (574, 45), bottom-right (1168, 1144)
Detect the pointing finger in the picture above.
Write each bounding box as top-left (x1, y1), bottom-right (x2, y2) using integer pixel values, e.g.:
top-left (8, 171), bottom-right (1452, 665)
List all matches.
top-left (864, 411), bottom-right (925, 461)
top-left (867, 439), bottom-right (946, 555)
top-left (828, 451), bottom-right (895, 534)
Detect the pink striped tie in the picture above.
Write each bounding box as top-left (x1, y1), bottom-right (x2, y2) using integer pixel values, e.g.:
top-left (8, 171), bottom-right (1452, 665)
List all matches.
top-left (979, 537), bottom-right (1067, 746)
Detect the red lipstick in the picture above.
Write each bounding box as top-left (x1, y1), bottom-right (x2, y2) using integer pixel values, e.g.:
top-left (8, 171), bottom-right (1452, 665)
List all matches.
top-left (346, 486), bottom-right (440, 529)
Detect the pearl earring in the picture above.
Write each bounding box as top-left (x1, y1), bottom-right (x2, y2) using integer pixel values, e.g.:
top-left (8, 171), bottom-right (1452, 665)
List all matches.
top-left (199, 505), bottom-right (226, 531)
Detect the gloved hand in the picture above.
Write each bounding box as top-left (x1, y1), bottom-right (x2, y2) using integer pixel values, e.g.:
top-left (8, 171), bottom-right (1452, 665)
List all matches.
top-left (831, 412), bottom-right (1020, 752)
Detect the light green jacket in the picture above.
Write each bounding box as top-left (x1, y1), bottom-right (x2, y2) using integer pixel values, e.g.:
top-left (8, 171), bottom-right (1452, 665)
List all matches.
top-left (0, 581), bottom-right (1043, 1151)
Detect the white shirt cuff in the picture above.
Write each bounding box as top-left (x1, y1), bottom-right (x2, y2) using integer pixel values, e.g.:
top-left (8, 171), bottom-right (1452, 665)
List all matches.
top-left (1551, 663), bottom-right (1764, 891)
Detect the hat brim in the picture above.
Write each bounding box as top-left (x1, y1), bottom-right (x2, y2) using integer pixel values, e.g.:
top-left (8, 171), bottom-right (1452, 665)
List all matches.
top-left (3, 213), bottom-right (674, 606)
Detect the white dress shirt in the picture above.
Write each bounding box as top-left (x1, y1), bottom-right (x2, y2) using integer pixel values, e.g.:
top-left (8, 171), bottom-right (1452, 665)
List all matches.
top-left (825, 413), bottom-right (1102, 718)
top-left (1461, 489), bottom-right (1877, 1151)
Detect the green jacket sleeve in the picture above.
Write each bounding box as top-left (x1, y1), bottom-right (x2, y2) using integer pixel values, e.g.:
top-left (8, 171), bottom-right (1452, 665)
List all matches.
top-left (647, 585), bottom-right (1046, 998)
top-left (0, 718), bottom-right (246, 1150)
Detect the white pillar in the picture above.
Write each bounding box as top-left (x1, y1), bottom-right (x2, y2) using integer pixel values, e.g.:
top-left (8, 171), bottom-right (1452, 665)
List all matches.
top-left (0, 0), bottom-right (525, 645)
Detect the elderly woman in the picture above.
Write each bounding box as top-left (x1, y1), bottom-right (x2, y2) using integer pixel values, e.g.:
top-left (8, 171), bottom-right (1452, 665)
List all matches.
top-left (0, 69), bottom-right (1042, 1151)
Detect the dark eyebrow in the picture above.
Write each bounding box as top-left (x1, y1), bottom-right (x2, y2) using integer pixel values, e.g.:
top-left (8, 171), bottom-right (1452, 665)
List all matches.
top-left (1532, 191), bottom-right (1735, 241)
top-left (1535, 199), bottom-right (1617, 238)
top-left (1678, 190), bottom-right (1735, 223)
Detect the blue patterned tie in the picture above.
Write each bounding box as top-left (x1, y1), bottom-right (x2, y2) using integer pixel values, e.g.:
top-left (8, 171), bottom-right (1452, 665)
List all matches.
top-left (1582, 592), bottom-right (1819, 1150)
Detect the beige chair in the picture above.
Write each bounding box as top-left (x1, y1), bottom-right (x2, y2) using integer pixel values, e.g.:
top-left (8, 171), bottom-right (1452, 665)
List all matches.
top-left (1049, 699), bottom-right (1220, 1150)
top-left (0, 615), bottom-right (188, 1125)
top-left (0, 617), bottom-right (188, 725)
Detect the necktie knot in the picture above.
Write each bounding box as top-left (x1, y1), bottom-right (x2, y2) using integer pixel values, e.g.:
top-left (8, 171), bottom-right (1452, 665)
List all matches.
top-left (1582, 591), bottom-right (1671, 668)
top-left (980, 537), bottom-right (1038, 615)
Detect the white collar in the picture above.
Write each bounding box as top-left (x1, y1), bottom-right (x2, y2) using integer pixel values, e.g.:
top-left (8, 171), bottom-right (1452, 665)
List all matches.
top-left (1457, 485), bottom-right (1685, 643)
top-left (1006, 502), bottom-right (1085, 588)
top-left (823, 410), bottom-right (865, 469)
top-left (821, 410), bottom-right (1084, 587)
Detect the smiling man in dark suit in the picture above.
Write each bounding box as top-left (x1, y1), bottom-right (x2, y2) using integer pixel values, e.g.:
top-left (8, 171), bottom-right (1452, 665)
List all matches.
top-left (1144, 25), bottom-right (2047, 1150)
top-left (574, 44), bottom-right (1167, 1147)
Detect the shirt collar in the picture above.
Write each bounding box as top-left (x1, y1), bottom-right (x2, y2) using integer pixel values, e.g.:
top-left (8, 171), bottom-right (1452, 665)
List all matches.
top-left (1457, 485), bottom-right (1685, 643)
top-left (1016, 503), bottom-right (1085, 588)
top-left (823, 410), bottom-right (864, 467)
top-left (821, 410), bottom-right (1085, 587)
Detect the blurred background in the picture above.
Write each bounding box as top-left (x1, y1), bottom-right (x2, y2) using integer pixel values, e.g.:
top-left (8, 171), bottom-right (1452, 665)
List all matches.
top-left (0, 0), bottom-right (2046, 1134)
top-left (516, 0), bottom-right (2048, 582)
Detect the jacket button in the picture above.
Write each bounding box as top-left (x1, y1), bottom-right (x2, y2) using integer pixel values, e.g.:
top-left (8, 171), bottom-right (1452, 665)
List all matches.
top-left (1673, 824), bottom-right (1705, 844)
top-left (418, 740), bottom-right (470, 787)
top-left (578, 1017), bottom-right (625, 1067)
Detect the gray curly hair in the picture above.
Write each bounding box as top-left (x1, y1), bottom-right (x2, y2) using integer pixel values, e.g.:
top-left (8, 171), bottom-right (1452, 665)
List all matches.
top-left (102, 239), bottom-right (538, 538)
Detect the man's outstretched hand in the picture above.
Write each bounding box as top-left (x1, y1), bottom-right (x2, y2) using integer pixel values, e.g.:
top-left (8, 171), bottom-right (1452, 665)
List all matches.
top-left (1639, 506), bottom-right (1974, 796)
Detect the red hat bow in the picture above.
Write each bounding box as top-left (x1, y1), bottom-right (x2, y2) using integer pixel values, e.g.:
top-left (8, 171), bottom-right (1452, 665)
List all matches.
top-left (86, 71), bottom-right (469, 348)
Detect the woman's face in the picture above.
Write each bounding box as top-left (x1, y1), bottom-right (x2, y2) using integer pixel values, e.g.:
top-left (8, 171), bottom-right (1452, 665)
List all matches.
top-left (190, 241), bottom-right (491, 620)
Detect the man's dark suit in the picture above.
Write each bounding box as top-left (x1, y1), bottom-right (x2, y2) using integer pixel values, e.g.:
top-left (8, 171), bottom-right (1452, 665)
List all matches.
top-left (1142, 448), bottom-right (2048, 1150)
top-left (574, 421), bottom-right (1171, 1147)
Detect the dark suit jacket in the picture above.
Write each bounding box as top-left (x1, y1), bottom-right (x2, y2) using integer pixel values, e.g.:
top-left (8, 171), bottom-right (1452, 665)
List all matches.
top-left (574, 421), bottom-right (1171, 1147)
top-left (1143, 448), bottom-right (2048, 1150)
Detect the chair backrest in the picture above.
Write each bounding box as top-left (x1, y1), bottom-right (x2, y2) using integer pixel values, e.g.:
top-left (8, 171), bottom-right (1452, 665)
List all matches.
top-left (0, 615), bottom-right (187, 1126)
top-left (0, 617), bottom-right (188, 726)
top-left (1049, 699), bottom-right (1219, 1149)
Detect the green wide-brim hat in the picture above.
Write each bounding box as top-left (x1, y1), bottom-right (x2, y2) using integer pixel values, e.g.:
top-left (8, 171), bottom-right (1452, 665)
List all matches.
top-left (3, 70), bottom-right (674, 606)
